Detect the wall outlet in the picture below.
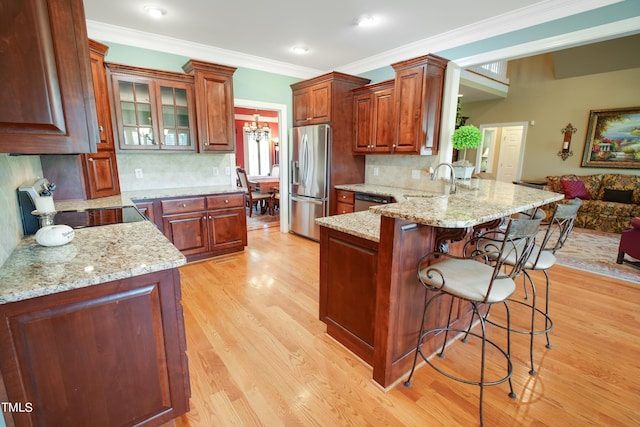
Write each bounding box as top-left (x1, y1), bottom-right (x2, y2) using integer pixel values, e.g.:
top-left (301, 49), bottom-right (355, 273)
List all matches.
top-left (213, 167), bottom-right (219, 176)
top-left (224, 166), bottom-right (231, 175)
top-left (411, 169), bottom-right (420, 179)
top-left (373, 167), bottom-right (379, 176)
top-left (134, 168), bottom-right (144, 179)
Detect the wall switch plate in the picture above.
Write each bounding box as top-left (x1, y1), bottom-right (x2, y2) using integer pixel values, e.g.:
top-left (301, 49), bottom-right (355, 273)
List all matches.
top-left (224, 166), bottom-right (231, 175)
top-left (411, 169), bottom-right (420, 179)
top-left (135, 168), bottom-right (144, 179)
top-left (373, 167), bottom-right (379, 176)
top-left (213, 167), bottom-right (219, 176)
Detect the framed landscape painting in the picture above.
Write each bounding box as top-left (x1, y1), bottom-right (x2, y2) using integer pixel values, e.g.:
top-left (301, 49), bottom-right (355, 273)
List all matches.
top-left (582, 106), bottom-right (640, 168)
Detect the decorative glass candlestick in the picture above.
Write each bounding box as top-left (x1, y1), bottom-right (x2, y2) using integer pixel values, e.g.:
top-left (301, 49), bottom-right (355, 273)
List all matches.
top-left (31, 210), bottom-right (57, 228)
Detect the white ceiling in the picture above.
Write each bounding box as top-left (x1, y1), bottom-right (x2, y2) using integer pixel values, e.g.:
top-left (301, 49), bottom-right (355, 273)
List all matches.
top-left (82, 0), bottom-right (632, 78)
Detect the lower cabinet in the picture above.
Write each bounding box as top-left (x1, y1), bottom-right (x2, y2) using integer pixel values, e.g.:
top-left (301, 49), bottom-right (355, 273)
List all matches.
top-left (160, 193), bottom-right (247, 262)
top-left (319, 227), bottom-right (378, 363)
top-left (0, 269), bottom-right (190, 427)
top-left (335, 189), bottom-right (355, 214)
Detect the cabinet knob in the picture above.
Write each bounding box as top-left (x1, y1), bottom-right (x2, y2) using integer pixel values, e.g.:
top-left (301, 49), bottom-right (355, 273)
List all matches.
top-left (87, 157), bottom-right (94, 162)
top-left (182, 203), bottom-right (187, 208)
top-left (204, 142), bottom-right (210, 146)
top-left (203, 216), bottom-right (207, 220)
top-left (209, 215), bottom-right (212, 220)
top-left (224, 199), bottom-right (229, 203)
top-left (99, 125), bottom-right (104, 132)
top-left (342, 195), bottom-right (346, 199)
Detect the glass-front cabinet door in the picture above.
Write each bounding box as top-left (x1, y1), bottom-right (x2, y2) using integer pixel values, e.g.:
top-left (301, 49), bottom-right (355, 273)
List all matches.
top-left (117, 78), bottom-right (156, 148)
top-left (111, 72), bottom-right (196, 151)
top-left (156, 82), bottom-right (196, 150)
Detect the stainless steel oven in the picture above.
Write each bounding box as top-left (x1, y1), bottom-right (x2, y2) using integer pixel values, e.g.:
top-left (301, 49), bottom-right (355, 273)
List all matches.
top-left (354, 192), bottom-right (394, 212)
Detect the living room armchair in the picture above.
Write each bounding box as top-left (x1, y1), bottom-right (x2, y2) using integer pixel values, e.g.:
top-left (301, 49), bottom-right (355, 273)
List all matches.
top-left (617, 217), bottom-right (640, 267)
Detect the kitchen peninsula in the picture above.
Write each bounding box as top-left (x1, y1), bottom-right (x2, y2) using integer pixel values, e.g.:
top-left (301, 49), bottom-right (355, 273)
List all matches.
top-left (316, 179), bottom-right (563, 388)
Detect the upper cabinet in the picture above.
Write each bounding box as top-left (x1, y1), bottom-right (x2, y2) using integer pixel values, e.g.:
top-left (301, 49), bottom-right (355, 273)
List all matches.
top-left (183, 60), bottom-right (237, 153)
top-left (108, 64), bottom-right (197, 151)
top-left (392, 54), bottom-right (448, 155)
top-left (352, 81), bottom-right (395, 154)
top-left (292, 81), bottom-right (332, 126)
top-left (89, 40), bottom-right (115, 151)
top-left (0, 0), bottom-right (98, 154)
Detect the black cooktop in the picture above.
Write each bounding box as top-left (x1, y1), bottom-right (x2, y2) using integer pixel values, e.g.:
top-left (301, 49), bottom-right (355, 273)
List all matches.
top-left (55, 206), bottom-right (147, 229)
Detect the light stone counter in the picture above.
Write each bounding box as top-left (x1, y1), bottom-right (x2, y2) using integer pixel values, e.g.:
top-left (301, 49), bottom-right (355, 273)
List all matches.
top-left (319, 179), bottom-right (564, 241)
top-left (53, 185), bottom-right (242, 212)
top-left (0, 221), bottom-right (185, 304)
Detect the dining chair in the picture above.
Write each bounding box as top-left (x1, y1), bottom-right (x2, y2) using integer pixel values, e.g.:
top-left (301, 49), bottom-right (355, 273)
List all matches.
top-left (236, 167), bottom-right (272, 217)
top-left (405, 217), bottom-right (542, 427)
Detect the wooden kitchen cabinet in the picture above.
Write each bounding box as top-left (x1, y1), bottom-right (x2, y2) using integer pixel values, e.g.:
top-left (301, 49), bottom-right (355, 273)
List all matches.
top-left (41, 40), bottom-right (121, 200)
top-left (320, 227), bottom-right (379, 363)
top-left (160, 193), bottom-right (247, 262)
top-left (291, 72), bottom-right (370, 215)
top-left (182, 60), bottom-right (237, 152)
top-left (335, 189), bottom-right (355, 214)
top-left (0, 0), bottom-right (98, 154)
top-left (108, 64), bottom-right (197, 151)
top-left (392, 54), bottom-right (448, 155)
top-left (0, 269), bottom-right (190, 427)
top-left (292, 81), bottom-right (332, 126)
top-left (352, 81), bottom-right (395, 154)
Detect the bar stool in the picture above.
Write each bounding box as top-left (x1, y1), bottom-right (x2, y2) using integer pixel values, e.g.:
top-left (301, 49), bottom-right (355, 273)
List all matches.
top-left (486, 199), bottom-right (581, 375)
top-left (405, 218), bottom-right (541, 426)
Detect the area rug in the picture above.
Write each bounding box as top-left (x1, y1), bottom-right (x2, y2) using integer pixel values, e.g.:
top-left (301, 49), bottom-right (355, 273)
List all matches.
top-left (246, 208), bottom-right (279, 231)
top-left (552, 227), bottom-right (640, 284)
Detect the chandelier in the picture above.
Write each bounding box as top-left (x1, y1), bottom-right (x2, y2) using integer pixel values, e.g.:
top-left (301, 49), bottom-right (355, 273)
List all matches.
top-left (243, 114), bottom-right (270, 141)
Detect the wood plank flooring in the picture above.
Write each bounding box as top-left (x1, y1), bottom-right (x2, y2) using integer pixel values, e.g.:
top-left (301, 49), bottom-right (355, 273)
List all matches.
top-left (165, 227), bottom-right (640, 426)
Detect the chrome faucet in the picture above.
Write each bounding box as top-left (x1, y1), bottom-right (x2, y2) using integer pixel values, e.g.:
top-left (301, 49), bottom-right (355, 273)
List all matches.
top-left (430, 163), bottom-right (457, 194)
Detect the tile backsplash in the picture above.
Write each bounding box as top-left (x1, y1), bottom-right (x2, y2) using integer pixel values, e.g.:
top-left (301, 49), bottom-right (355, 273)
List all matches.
top-left (0, 154), bottom-right (43, 266)
top-left (365, 154), bottom-right (443, 190)
top-left (117, 152), bottom-right (237, 191)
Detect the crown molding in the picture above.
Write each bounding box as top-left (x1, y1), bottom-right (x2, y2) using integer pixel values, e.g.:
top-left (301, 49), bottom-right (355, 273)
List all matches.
top-left (336, 0), bottom-right (623, 74)
top-left (86, 20), bottom-right (323, 79)
top-left (453, 15), bottom-right (640, 68)
top-left (88, 0), bottom-right (624, 78)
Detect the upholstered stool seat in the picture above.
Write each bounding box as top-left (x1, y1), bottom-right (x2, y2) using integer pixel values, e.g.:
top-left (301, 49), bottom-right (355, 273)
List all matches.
top-left (617, 217), bottom-right (640, 267)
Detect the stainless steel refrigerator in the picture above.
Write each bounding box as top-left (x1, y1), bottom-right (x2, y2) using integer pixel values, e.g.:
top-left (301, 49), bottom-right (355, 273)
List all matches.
top-left (289, 124), bottom-right (330, 241)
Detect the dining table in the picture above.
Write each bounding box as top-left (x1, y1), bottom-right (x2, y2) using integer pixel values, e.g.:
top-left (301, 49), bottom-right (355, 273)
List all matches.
top-left (248, 176), bottom-right (280, 193)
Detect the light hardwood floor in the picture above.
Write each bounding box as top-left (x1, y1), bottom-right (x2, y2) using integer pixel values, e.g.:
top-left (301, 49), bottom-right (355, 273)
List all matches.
top-left (166, 227), bottom-right (640, 426)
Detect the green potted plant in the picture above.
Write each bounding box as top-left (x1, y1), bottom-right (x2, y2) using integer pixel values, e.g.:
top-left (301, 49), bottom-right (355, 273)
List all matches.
top-left (451, 124), bottom-right (482, 179)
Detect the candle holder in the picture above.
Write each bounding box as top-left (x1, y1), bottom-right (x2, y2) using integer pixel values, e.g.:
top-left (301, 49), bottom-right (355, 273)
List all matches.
top-left (31, 210), bottom-right (57, 228)
top-left (557, 123), bottom-right (577, 161)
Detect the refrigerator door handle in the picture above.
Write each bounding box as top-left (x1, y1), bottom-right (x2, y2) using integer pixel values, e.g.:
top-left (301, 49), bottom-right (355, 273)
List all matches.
top-left (291, 160), bottom-right (300, 185)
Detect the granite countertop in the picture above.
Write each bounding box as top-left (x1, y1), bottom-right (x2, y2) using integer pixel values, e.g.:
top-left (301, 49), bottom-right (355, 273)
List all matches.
top-left (334, 183), bottom-right (452, 202)
top-left (0, 221), bottom-right (186, 304)
top-left (1, 185), bottom-right (246, 305)
top-left (319, 179), bottom-right (564, 241)
top-left (54, 185), bottom-right (243, 212)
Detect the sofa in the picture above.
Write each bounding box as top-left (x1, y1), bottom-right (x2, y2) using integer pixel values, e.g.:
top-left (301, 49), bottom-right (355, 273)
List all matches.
top-left (543, 173), bottom-right (640, 233)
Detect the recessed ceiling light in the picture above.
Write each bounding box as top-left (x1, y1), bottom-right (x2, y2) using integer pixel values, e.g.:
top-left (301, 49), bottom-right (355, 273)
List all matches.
top-left (145, 6), bottom-right (166, 18)
top-left (292, 46), bottom-right (309, 55)
top-left (355, 15), bottom-right (376, 27)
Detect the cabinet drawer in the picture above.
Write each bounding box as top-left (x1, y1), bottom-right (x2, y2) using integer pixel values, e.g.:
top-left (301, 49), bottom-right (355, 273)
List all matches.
top-left (336, 202), bottom-right (355, 214)
top-left (336, 190), bottom-right (355, 205)
top-left (206, 194), bottom-right (244, 210)
top-left (161, 197), bottom-right (206, 214)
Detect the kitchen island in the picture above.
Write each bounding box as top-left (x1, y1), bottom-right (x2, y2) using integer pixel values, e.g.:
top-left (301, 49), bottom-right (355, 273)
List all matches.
top-left (316, 179), bottom-right (563, 388)
top-left (0, 215), bottom-right (189, 426)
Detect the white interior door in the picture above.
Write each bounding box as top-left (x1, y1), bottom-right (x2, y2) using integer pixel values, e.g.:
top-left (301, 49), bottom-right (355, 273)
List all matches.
top-left (496, 126), bottom-right (524, 183)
